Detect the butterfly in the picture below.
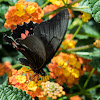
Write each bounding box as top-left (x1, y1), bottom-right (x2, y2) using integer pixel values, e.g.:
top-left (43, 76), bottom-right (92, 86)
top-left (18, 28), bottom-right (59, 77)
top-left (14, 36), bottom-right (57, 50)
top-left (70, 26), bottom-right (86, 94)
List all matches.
top-left (3, 8), bottom-right (69, 76)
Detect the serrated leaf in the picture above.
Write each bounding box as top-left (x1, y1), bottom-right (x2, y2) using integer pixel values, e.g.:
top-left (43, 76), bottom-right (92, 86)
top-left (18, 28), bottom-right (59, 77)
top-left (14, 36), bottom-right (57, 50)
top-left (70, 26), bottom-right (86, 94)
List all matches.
top-left (0, 85), bottom-right (33, 100)
top-left (88, 0), bottom-right (100, 23)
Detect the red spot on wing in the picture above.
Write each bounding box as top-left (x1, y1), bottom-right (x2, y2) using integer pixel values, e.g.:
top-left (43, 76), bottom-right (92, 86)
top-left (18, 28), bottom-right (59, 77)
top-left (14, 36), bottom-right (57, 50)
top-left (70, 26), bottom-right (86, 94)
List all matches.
top-left (30, 28), bottom-right (33, 30)
top-left (25, 30), bottom-right (29, 36)
top-left (21, 33), bottom-right (26, 39)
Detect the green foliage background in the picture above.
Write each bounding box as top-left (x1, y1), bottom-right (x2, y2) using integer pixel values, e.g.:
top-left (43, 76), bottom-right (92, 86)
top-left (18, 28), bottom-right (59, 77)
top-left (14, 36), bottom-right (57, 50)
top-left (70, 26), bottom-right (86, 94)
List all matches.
top-left (0, 0), bottom-right (100, 100)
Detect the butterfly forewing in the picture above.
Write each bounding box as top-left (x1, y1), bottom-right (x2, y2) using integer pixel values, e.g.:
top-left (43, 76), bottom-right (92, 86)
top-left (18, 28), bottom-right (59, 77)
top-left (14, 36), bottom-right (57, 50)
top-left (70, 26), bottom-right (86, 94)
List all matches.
top-left (33, 8), bottom-right (69, 64)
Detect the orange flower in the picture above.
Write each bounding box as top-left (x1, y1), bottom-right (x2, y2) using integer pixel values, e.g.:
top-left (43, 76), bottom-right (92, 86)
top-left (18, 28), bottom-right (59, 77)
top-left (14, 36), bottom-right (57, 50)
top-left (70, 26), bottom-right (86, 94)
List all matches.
top-left (48, 52), bottom-right (84, 88)
top-left (8, 66), bottom-right (49, 99)
top-left (43, 0), bottom-right (74, 19)
top-left (43, 4), bottom-right (59, 19)
top-left (4, 0), bottom-right (44, 30)
top-left (70, 95), bottom-right (82, 100)
top-left (0, 61), bottom-right (13, 76)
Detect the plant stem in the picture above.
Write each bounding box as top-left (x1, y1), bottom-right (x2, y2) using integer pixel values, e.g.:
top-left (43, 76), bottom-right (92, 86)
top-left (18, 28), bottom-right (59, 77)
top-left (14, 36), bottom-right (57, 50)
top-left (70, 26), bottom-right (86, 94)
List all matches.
top-left (62, 0), bottom-right (66, 5)
top-left (83, 68), bottom-right (95, 89)
top-left (41, 1), bottom-right (50, 9)
top-left (42, 6), bottom-right (67, 18)
top-left (12, 64), bottom-right (22, 69)
top-left (67, 84), bottom-right (100, 99)
top-left (67, 91), bottom-right (83, 98)
top-left (65, 21), bottom-right (83, 49)
top-left (67, 44), bottom-right (94, 52)
top-left (86, 84), bottom-right (100, 92)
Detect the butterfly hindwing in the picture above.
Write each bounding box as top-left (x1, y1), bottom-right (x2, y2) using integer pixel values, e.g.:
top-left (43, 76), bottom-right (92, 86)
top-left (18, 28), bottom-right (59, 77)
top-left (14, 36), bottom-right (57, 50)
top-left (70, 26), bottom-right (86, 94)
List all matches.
top-left (18, 35), bottom-right (46, 69)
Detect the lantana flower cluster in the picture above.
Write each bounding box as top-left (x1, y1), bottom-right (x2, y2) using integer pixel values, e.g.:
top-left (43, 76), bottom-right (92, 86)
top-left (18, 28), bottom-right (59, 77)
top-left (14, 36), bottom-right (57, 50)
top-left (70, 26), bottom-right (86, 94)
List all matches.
top-left (4, 0), bottom-right (44, 30)
top-left (40, 81), bottom-right (65, 99)
top-left (82, 12), bottom-right (91, 22)
top-left (48, 52), bottom-right (83, 88)
top-left (8, 66), bottom-right (49, 98)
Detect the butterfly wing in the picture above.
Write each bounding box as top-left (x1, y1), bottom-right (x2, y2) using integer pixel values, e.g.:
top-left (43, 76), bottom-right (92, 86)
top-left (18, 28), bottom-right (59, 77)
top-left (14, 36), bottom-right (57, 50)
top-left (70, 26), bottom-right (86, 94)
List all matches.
top-left (4, 34), bottom-right (46, 72)
top-left (33, 8), bottom-right (69, 64)
top-left (17, 35), bottom-right (46, 70)
top-left (12, 21), bottom-right (38, 39)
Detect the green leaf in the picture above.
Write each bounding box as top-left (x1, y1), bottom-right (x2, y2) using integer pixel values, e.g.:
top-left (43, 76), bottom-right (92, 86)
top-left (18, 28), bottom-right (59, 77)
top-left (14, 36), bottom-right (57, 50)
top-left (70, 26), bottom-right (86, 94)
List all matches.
top-left (0, 0), bottom-right (9, 3)
top-left (88, 0), bottom-right (100, 23)
top-left (0, 18), bottom-right (9, 32)
top-left (35, 0), bottom-right (46, 6)
top-left (8, 0), bottom-right (18, 6)
top-left (73, 0), bottom-right (92, 14)
top-left (82, 24), bottom-right (100, 38)
top-left (0, 74), bottom-right (8, 85)
top-left (89, 57), bottom-right (100, 72)
top-left (70, 22), bottom-right (100, 38)
top-left (47, 96), bottom-right (53, 100)
top-left (0, 4), bottom-right (9, 19)
top-left (2, 57), bottom-right (13, 63)
top-left (75, 34), bottom-right (89, 39)
top-left (0, 85), bottom-right (33, 100)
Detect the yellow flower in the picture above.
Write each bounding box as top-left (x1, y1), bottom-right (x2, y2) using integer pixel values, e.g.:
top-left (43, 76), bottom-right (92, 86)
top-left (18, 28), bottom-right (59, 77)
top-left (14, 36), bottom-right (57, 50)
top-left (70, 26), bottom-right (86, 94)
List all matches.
top-left (16, 75), bottom-right (26, 83)
top-left (62, 62), bottom-right (67, 68)
top-left (82, 12), bottom-right (91, 22)
top-left (63, 67), bottom-right (70, 77)
top-left (72, 69), bottom-right (79, 78)
top-left (15, 10), bottom-right (25, 17)
top-left (68, 55), bottom-right (77, 65)
top-left (57, 58), bottom-right (65, 66)
top-left (15, 3), bottom-right (25, 17)
top-left (15, 3), bottom-right (25, 10)
top-left (74, 61), bottom-right (81, 69)
top-left (27, 81), bottom-right (37, 91)
top-left (48, 0), bottom-right (67, 6)
top-left (26, 6), bottom-right (35, 14)
top-left (93, 40), bottom-right (100, 49)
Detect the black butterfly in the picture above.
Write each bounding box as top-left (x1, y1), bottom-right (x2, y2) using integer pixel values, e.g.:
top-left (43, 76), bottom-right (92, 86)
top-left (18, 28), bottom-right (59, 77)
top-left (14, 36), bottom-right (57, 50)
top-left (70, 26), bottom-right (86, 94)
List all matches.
top-left (3, 9), bottom-right (69, 76)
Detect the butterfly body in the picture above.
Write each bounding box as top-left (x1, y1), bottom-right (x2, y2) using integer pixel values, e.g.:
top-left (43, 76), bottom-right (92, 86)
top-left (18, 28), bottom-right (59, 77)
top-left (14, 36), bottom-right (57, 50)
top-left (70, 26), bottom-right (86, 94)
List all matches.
top-left (3, 9), bottom-right (69, 76)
